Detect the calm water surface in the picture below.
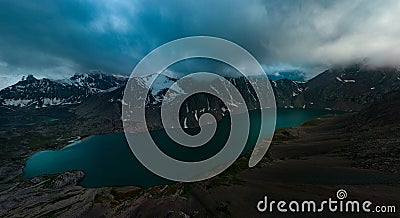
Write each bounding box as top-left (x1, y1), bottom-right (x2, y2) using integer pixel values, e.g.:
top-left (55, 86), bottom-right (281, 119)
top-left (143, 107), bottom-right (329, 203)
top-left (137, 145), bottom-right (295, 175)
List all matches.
top-left (24, 109), bottom-right (342, 188)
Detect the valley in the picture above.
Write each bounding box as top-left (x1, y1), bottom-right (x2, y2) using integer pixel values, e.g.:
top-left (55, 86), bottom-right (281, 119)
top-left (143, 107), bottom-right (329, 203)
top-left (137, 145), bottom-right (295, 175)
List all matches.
top-left (0, 63), bottom-right (400, 217)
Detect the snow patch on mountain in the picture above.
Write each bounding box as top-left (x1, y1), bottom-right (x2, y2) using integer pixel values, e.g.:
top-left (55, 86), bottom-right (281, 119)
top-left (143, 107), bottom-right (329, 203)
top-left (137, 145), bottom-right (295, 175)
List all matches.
top-left (0, 73), bottom-right (126, 108)
top-left (3, 99), bottom-right (32, 107)
top-left (135, 73), bottom-right (185, 95)
top-left (336, 76), bottom-right (355, 83)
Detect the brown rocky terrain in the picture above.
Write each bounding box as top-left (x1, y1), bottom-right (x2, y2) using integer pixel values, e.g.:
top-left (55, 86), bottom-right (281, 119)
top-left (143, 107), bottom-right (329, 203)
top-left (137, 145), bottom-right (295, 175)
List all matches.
top-left (1, 67), bottom-right (400, 217)
top-left (1, 91), bottom-right (400, 217)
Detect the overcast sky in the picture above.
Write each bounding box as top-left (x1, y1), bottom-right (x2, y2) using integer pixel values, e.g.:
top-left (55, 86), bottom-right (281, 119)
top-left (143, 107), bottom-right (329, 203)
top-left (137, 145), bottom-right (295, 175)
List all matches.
top-left (0, 0), bottom-right (399, 88)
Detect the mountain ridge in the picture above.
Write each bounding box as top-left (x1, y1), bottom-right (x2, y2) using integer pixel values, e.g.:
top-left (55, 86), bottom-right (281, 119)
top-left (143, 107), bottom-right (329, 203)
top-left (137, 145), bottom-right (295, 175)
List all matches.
top-left (0, 73), bottom-right (126, 108)
top-left (1, 64), bottom-right (400, 112)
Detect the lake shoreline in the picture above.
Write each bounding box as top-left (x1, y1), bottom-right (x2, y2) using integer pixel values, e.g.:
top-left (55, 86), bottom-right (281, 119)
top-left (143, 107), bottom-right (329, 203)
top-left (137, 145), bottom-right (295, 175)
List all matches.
top-left (2, 109), bottom-right (399, 217)
top-left (23, 108), bottom-right (344, 188)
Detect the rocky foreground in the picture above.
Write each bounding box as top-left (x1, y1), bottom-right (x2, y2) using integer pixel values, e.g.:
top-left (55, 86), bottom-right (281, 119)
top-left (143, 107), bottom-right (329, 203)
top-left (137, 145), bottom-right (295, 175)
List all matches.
top-left (1, 91), bottom-right (400, 217)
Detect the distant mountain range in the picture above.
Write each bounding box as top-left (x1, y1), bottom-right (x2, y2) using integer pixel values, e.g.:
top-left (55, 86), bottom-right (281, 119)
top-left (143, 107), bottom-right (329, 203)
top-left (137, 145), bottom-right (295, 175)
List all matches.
top-left (1, 64), bottom-right (400, 129)
top-left (0, 73), bottom-right (126, 108)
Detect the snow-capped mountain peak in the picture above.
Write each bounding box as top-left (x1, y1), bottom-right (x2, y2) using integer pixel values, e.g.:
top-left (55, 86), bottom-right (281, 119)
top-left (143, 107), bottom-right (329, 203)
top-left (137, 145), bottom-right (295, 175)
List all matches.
top-left (0, 73), bottom-right (126, 108)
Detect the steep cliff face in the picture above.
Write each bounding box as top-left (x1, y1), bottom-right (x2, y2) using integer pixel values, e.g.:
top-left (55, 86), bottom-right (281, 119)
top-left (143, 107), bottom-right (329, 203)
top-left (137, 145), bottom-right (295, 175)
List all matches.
top-left (73, 65), bottom-right (400, 131)
top-left (271, 79), bottom-right (305, 108)
top-left (75, 75), bottom-right (271, 130)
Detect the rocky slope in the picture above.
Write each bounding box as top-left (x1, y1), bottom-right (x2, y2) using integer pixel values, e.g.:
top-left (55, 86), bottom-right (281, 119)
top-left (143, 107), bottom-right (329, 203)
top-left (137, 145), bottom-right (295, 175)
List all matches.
top-left (75, 74), bottom-right (285, 130)
top-left (73, 64), bottom-right (400, 132)
top-left (1, 65), bottom-right (400, 217)
top-left (343, 90), bottom-right (400, 172)
top-left (293, 64), bottom-right (400, 110)
top-left (0, 73), bottom-right (126, 108)
top-left (2, 64), bottom-right (400, 113)
top-left (2, 64), bottom-right (400, 131)
top-left (2, 91), bottom-right (399, 217)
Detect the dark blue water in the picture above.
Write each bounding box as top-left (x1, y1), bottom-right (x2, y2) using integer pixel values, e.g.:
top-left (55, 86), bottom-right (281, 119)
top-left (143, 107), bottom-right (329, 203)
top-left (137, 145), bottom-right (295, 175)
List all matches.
top-left (23, 109), bottom-right (342, 188)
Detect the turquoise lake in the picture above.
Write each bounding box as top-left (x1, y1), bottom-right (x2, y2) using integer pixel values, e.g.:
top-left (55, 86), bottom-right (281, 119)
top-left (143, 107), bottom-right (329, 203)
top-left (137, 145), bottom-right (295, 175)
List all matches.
top-left (24, 109), bottom-right (342, 188)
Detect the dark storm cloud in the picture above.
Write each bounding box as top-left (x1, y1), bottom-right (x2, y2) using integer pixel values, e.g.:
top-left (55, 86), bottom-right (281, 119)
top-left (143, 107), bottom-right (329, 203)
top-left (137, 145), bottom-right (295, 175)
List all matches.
top-left (0, 0), bottom-right (399, 82)
top-left (0, 0), bottom-right (128, 73)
